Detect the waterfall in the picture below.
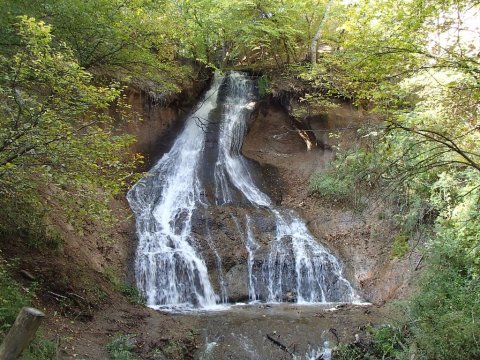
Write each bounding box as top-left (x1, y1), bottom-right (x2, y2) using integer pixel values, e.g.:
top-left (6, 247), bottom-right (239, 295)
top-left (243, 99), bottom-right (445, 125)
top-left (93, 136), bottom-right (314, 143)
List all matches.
top-left (127, 76), bottom-right (221, 309)
top-left (127, 72), bottom-right (357, 310)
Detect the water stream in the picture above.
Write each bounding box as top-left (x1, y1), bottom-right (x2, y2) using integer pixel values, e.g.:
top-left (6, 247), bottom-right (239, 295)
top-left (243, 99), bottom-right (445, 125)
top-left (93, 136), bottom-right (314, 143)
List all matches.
top-left (127, 72), bottom-right (357, 312)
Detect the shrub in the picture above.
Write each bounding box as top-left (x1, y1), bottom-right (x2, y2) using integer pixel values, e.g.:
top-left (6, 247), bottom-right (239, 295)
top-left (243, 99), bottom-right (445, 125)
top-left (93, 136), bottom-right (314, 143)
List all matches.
top-left (106, 334), bottom-right (137, 360)
top-left (0, 254), bottom-right (31, 335)
top-left (308, 149), bottom-right (375, 206)
top-left (104, 267), bottom-right (144, 305)
top-left (309, 171), bottom-right (353, 202)
top-left (390, 234), bottom-right (409, 259)
top-left (333, 324), bottom-right (408, 360)
top-left (406, 248), bottom-right (480, 360)
top-left (22, 335), bottom-right (57, 360)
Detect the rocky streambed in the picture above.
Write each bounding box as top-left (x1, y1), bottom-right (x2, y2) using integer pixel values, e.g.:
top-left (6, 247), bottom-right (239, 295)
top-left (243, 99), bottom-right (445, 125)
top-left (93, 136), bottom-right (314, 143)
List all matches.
top-left (177, 303), bottom-right (390, 360)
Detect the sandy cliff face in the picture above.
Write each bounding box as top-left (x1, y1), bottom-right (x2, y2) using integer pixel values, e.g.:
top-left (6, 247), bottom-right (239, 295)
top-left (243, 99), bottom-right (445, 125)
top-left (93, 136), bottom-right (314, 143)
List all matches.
top-left (119, 77), bottom-right (212, 169)
top-left (242, 100), bottom-right (419, 304)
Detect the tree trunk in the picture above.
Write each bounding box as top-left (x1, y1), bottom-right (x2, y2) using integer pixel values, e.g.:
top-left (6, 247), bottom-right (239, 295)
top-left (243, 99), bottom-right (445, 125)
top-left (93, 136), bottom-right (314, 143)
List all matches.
top-left (310, 0), bottom-right (333, 65)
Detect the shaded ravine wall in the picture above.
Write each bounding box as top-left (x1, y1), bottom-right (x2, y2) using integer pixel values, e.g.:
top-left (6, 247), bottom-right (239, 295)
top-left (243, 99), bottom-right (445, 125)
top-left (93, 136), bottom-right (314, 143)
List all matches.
top-left (119, 77), bottom-right (212, 169)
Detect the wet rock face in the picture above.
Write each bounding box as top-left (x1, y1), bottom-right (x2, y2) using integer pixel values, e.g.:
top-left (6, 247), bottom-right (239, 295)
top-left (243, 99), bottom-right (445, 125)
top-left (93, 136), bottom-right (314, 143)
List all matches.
top-left (189, 200), bottom-right (358, 304)
top-left (224, 264), bottom-right (249, 302)
top-left (117, 68), bottom-right (211, 170)
top-left (191, 206), bottom-right (278, 302)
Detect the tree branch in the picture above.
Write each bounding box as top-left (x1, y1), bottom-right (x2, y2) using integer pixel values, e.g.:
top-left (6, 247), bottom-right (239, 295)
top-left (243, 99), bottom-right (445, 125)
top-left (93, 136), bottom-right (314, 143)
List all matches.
top-left (389, 121), bottom-right (480, 173)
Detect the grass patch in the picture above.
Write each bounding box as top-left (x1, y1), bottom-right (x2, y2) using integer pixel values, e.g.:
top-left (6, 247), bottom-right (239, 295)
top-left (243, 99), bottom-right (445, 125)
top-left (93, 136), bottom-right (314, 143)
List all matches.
top-left (161, 340), bottom-right (188, 359)
top-left (335, 245), bottom-right (480, 360)
top-left (0, 253), bottom-right (32, 335)
top-left (308, 149), bottom-right (377, 208)
top-left (104, 267), bottom-right (144, 305)
top-left (21, 335), bottom-right (57, 360)
top-left (119, 284), bottom-right (144, 305)
top-left (309, 171), bottom-right (354, 202)
top-left (406, 249), bottom-right (480, 360)
top-left (391, 234), bottom-right (409, 259)
top-left (258, 75), bottom-right (270, 98)
top-left (333, 324), bottom-right (408, 360)
top-left (0, 252), bottom-right (57, 359)
top-left (106, 334), bottom-right (137, 360)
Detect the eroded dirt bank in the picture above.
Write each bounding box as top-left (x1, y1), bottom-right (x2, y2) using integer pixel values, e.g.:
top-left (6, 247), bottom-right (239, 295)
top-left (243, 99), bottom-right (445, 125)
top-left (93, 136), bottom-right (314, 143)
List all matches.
top-left (242, 100), bottom-right (420, 304)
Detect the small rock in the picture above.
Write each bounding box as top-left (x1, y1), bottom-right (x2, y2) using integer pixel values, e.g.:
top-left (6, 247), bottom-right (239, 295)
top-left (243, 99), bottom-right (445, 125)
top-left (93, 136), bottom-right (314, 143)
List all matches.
top-left (20, 269), bottom-right (36, 281)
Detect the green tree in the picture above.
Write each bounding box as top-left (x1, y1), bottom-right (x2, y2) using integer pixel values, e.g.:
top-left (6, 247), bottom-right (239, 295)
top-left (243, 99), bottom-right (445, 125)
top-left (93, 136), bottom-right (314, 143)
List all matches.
top-left (0, 0), bottom-right (193, 96)
top-left (0, 17), bottom-right (138, 241)
top-left (171, 0), bottom-right (342, 68)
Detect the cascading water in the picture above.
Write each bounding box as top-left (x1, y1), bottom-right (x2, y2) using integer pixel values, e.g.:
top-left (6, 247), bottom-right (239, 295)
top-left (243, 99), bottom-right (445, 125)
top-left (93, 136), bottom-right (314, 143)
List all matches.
top-left (127, 77), bottom-right (221, 308)
top-left (127, 72), bottom-right (357, 310)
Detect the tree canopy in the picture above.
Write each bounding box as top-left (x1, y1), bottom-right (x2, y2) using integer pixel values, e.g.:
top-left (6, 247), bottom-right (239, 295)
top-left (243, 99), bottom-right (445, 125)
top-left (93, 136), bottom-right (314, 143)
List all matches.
top-left (0, 0), bottom-right (341, 241)
top-left (0, 16), bottom-right (138, 241)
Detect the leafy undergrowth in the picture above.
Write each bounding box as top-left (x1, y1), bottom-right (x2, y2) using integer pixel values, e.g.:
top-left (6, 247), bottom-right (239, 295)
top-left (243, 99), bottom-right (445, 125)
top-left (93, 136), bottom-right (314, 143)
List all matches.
top-left (334, 246), bottom-right (480, 360)
top-left (106, 331), bottom-right (200, 360)
top-left (104, 267), bottom-right (145, 306)
top-left (405, 246), bottom-right (480, 360)
top-left (312, 118), bottom-right (480, 359)
top-left (107, 334), bottom-right (137, 360)
top-left (309, 147), bottom-right (383, 209)
top-left (0, 252), bottom-right (56, 359)
top-left (333, 324), bottom-right (408, 360)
